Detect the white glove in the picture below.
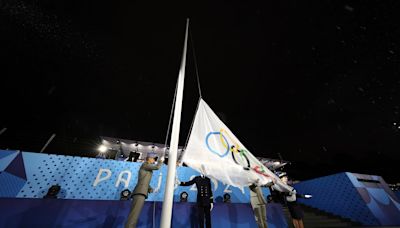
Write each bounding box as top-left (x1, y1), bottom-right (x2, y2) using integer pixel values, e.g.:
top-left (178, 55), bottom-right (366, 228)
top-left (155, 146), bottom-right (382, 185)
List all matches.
top-left (304, 194), bottom-right (312, 199)
top-left (263, 179), bottom-right (274, 187)
top-left (210, 203), bottom-right (214, 211)
top-left (175, 176), bottom-right (181, 186)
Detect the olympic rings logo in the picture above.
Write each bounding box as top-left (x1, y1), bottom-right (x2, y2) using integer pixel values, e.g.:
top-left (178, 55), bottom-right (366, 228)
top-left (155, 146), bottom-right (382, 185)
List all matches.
top-left (205, 129), bottom-right (273, 178)
top-left (205, 131), bottom-right (230, 157)
top-left (205, 129), bottom-right (251, 170)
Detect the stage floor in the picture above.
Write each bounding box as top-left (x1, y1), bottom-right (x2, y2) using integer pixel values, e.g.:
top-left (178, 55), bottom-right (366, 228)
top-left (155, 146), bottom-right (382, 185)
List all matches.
top-left (0, 198), bottom-right (287, 228)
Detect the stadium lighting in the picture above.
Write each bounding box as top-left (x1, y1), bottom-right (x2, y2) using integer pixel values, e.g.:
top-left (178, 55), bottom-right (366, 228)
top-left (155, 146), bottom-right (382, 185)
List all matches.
top-left (120, 189), bottom-right (131, 200)
top-left (98, 145), bottom-right (108, 153)
top-left (43, 184), bottom-right (61, 199)
top-left (223, 193), bottom-right (231, 203)
top-left (180, 191), bottom-right (188, 202)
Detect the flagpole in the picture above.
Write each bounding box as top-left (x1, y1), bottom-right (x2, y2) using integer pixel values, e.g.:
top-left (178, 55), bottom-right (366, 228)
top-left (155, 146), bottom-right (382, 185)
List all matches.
top-left (160, 18), bottom-right (189, 228)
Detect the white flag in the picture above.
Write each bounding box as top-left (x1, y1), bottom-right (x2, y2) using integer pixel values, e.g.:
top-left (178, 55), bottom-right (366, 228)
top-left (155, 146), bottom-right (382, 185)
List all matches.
top-left (182, 99), bottom-right (293, 192)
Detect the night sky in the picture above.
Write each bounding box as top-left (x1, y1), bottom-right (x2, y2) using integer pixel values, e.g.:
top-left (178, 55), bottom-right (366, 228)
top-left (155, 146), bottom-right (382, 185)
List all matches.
top-left (1, 0), bottom-right (399, 182)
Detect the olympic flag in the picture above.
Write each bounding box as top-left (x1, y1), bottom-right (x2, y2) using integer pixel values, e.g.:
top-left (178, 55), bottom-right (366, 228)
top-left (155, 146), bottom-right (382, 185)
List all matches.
top-left (181, 99), bottom-right (293, 192)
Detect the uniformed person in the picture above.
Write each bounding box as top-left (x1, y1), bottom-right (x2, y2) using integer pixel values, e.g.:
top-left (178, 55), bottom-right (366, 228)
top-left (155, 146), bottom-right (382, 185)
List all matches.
top-left (275, 173), bottom-right (312, 228)
top-left (125, 152), bottom-right (163, 228)
top-left (179, 171), bottom-right (214, 228)
top-left (249, 183), bottom-right (268, 228)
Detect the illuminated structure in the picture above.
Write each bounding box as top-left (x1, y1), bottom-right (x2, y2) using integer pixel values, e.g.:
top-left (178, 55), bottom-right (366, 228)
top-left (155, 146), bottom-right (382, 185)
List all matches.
top-left (98, 136), bottom-right (185, 161)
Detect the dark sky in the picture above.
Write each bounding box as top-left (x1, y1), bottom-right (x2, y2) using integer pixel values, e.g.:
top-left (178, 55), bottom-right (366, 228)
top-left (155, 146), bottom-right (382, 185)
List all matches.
top-left (1, 0), bottom-right (399, 182)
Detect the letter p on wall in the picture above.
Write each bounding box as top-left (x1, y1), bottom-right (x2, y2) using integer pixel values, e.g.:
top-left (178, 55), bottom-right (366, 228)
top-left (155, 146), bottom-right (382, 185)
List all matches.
top-left (93, 168), bottom-right (112, 187)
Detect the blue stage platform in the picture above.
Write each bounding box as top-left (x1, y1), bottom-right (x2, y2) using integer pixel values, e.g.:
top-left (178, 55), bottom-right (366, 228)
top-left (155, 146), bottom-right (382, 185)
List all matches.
top-left (0, 150), bottom-right (288, 227)
top-left (0, 198), bottom-right (287, 228)
top-left (294, 172), bottom-right (400, 226)
top-left (0, 150), bottom-right (269, 202)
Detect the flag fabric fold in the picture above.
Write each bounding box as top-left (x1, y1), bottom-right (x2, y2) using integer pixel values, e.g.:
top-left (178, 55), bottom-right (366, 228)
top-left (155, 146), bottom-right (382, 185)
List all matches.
top-left (181, 99), bottom-right (293, 192)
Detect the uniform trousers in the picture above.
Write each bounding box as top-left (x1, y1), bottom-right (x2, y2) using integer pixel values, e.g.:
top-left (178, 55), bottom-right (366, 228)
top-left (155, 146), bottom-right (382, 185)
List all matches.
top-left (197, 204), bottom-right (211, 228)
top-left (125, 194), bottom-right (145, 228)
top-left (253, 204), bottom-right (267, 228)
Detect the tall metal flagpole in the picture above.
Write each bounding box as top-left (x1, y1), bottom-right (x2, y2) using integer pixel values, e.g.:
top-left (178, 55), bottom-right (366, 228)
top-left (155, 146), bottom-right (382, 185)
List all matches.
top-left (160, 18), bottom-right (189, 228)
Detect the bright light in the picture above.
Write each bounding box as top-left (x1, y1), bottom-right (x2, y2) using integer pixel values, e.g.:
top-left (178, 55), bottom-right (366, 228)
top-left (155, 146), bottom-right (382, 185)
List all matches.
top-left (98, 145), bottom-right (107, 153)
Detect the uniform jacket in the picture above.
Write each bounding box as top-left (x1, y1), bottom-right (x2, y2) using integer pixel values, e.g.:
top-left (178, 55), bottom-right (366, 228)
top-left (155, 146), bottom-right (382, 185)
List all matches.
top-left (249, 184), bottom-right (267, 206)
top-left (180, 176), bottom-right (213, 206)
top-left (132, 161), bottom-right (162, 198)
top-left (270, 186), bottom-right (305, 204)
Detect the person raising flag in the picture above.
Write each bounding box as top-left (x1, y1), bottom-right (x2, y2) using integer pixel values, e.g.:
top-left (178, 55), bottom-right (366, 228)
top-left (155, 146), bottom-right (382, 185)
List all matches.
top-left (177, 165), bottom-right (214, 228)
top-left (125, 152), bottom-right (164, 228)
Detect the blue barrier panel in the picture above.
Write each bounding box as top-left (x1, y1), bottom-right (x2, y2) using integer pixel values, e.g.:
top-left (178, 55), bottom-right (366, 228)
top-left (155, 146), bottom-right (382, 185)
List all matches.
top-left (0, 150), bottom-right (270, 203)
top-left (0, 198), bottom-right (287, 228)
top-left (294, 172), bottom-right (400, 226)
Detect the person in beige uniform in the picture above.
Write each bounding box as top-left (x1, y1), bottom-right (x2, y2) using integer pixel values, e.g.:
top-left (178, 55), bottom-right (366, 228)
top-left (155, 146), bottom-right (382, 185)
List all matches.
top-left (249, 183), bottom-right (268, 228)
top-left (125, 152), bottom-right (163, 228)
